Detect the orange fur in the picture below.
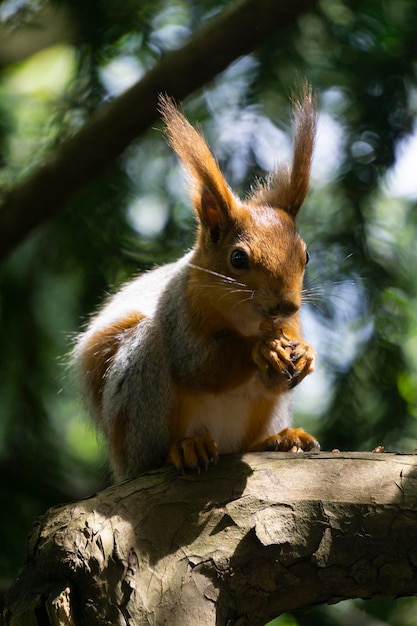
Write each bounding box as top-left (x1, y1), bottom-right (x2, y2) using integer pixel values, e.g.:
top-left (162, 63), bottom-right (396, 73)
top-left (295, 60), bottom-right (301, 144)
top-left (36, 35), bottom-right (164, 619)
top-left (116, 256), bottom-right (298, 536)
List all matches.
top-left (75, 90), bottom-right (319, 480)
top-left (250, 427), bottom-right (319, 452)
top-left (158, 97), bottom-right (317, 463)
top-left (241, 395), bottom-right (277, 450)
top-left (108, 408), bottom-right (129, 471)
top-left (168, 388), bottom-right (201, 443)
top-left (166, 390), bottom-right (218, 470)
top-left (80, 312), bottom-right (145, 410)
top-left (184, 280), bottom-right (258, 391)
top-left (160, 96), bottom-right (236, 230)
top-left (167, 433), bottom-right (218, 471)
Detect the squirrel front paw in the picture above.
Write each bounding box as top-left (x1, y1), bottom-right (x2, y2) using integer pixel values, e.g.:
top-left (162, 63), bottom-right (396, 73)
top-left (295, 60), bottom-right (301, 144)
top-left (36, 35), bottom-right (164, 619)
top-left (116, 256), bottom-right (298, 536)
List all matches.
top-left (167, 434), bottom-right (219, 472)
top-left (253, 331), bottom-right (315, 390)
top-left (252, 427), bottom-right (320, 452)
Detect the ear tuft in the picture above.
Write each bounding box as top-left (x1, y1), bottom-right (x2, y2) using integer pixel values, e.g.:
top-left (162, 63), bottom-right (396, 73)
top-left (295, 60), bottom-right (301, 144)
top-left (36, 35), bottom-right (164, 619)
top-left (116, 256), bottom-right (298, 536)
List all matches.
top-left (250, 82), bottom-right (317, 218)
top-left (159, 95), bottom-right (237, 233)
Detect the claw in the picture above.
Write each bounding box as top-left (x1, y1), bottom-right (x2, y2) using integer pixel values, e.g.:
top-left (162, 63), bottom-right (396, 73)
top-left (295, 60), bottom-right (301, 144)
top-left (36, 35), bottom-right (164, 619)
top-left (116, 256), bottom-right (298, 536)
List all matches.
top-left (168, 434), bottom-right (218, 472)
top-left (253, 329), bottom-right (315, 390)
top-left (252, 427), bottom-right (320, 453)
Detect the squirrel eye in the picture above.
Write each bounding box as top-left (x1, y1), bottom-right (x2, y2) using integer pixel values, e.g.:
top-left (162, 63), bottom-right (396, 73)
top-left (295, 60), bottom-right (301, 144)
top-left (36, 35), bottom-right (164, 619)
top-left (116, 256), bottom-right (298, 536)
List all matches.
top-left (230, 248), bottom-right (249, 270)
top-left (305, 250), bottom-right (310, 265)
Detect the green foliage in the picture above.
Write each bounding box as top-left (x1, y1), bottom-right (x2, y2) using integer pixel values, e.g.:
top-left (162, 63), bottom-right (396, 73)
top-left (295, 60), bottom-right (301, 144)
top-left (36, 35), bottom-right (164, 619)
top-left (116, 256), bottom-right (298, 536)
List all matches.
top-left (1, 0), bottom-right (417, 623)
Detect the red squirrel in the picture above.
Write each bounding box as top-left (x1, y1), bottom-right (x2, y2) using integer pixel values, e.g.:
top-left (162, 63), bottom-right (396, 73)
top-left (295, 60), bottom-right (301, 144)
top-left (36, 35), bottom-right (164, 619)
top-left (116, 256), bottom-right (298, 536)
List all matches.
top-left (73, 87), bottom-right (319, 481)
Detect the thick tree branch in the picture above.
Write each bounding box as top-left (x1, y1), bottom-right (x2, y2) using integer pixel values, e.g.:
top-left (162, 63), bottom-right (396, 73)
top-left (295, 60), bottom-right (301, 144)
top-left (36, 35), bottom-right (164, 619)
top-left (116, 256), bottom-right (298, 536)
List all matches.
top-left (0, 0), bottom-right (317, 263)
top-left (4, 452), bottom-right (417, 625)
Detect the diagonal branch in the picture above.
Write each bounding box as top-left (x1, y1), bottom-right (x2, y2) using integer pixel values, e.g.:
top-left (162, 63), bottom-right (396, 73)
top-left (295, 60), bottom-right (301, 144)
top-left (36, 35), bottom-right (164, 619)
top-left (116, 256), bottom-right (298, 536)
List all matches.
top-left (4, 452), bottom-right (417, 625)
top-left (0, 0), bottom-right (317, 263)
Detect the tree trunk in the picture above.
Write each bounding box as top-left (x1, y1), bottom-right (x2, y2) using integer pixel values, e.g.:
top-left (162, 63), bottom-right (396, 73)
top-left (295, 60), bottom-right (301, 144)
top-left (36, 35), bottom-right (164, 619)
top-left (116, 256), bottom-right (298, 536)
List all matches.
top-left (4, 451), bottom-right (417, 625)
top-left (0, 0), bottom-right (317, 263)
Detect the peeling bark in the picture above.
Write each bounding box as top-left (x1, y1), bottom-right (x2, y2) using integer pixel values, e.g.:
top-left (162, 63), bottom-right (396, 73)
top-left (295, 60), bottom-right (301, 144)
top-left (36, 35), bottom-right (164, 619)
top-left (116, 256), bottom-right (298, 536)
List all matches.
top-left (4, 452), bottom-right (417, 625)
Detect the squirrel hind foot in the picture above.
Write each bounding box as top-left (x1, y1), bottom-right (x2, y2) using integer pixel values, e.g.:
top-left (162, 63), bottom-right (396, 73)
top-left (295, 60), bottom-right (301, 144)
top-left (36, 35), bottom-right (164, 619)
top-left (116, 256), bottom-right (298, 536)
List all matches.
top-left (167, 434), bottom-right (219, 472)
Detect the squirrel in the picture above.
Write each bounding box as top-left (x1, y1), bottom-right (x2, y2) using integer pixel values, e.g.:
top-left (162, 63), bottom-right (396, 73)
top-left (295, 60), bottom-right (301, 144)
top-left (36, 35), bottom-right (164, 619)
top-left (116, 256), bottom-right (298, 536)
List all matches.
top-left (73, 86), bottom-right (319, 482)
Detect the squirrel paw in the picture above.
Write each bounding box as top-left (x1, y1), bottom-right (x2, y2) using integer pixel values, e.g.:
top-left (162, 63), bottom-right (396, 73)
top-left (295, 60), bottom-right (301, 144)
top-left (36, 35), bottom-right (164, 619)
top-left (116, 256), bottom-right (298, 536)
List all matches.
top-left (168, 434), bottom-right (219, 472)
top-left (253, 332), bottom-right (315, 390)
top-left (253, 427), bottom-right (320, 453)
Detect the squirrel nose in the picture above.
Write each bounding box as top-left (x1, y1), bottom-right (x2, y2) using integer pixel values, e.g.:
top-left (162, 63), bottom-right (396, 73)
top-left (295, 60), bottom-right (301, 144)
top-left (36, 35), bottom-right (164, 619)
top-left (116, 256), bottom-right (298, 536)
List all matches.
top-left (268, 299), bottom-right (299, 318)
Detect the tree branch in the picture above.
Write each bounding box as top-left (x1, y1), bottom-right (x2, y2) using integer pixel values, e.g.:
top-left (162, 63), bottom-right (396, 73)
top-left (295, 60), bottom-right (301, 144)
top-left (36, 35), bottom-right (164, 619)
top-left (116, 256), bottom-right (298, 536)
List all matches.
top-left (0, 0), bottom-right (317, 263)
top-left (4, 452), bottom-right (417, 625)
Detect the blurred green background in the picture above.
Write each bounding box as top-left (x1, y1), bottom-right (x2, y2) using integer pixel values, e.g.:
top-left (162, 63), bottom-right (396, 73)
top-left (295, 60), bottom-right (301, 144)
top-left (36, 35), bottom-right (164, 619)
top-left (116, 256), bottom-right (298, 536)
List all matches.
top-left (1, 0), bottom-right (417, 623)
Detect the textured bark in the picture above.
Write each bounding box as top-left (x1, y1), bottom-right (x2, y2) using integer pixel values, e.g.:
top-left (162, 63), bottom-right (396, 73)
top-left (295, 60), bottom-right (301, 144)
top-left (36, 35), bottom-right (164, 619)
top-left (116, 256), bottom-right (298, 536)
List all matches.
top-left (0, 0), bottom-right (317, 262)
top-left (4, 452), bottom-right (417, 626)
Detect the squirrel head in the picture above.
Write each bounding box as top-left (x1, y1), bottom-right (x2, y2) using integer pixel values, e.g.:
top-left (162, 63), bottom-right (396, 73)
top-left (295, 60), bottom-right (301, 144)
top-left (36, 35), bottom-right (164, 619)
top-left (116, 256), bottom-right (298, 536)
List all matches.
top-left (159, 87), bottom-right (317, 337)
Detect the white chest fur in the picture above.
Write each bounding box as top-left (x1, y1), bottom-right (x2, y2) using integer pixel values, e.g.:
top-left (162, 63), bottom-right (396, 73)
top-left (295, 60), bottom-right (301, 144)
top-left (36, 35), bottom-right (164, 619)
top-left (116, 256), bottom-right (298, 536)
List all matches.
top-left (184, 376), bottom-right (293, 453)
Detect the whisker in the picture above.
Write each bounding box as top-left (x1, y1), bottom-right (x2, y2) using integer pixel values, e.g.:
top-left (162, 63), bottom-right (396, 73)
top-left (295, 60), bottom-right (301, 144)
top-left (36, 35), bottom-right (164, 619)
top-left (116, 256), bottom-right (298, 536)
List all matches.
top-left (219, 288), bottom-right (254, 303)
top-left (301, 250), bottom-right (362, 318)
top-left (304, 278), bottom-right (356, 293)
top-left (188, 263), bottom-right (247, 288)
top-left (302, 301), bottom-right (322, 310)
top-left (302, 294), bottom-right (324, 303)
top-left (189, 281), bottom-right (253, 296)
top-left (187, 281), bottom-right (255, 309)
top-left (304, 252), bottom-right (355, 285)
top-left (230, 291), bottom-right (256, 312)
top-left (187, 266), bottom-right (257, 313)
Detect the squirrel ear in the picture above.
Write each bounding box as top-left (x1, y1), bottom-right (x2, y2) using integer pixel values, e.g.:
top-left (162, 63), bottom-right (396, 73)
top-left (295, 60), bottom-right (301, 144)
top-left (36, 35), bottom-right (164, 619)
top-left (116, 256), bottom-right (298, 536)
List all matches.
top-left (199, 186), bottom-right (228, 242)
top-left (250, 82), bottom-right (317, 218)
top-left (159, 95), bottom-right (237, 237)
